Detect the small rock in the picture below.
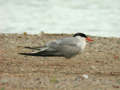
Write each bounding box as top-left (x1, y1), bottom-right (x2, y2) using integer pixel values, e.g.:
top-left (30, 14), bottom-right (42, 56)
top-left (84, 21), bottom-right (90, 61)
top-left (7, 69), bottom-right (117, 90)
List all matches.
top-left (23, 32), bottom-right (27, 35)
top-left (90, 66), bottom-right (96, 70)
top-left (82, 74), bottom-right (88, 79)
top-left (114, 55), bottom-right (119, 60)
top-left (113, 85), bottom-right (120, 88)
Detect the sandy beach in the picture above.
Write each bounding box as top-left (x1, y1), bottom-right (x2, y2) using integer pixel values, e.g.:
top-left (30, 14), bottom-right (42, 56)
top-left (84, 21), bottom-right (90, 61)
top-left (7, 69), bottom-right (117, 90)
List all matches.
top-left (0, 33), bottom-right (120, 90)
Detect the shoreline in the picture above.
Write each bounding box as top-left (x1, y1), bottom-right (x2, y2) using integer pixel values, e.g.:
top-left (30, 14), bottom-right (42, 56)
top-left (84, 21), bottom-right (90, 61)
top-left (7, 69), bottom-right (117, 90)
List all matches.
top-left (0, 32), bottom-right (120, 38)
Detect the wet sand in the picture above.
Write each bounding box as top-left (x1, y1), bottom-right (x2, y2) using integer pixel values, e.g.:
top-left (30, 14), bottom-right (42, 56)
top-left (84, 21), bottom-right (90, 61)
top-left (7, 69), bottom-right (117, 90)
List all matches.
top-left (0, 33), bottom-right (120, 90)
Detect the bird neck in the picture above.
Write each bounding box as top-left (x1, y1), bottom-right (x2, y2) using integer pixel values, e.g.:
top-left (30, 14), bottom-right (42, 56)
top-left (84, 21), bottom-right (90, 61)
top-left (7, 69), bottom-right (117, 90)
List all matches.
top-left (75, 36), bottom-right (86, 51)
top-left (75, 36), bottom-right (85, 41)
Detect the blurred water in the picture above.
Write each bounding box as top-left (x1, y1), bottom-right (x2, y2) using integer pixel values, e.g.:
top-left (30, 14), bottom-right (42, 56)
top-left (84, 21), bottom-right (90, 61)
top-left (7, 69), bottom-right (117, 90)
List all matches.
top-left (0, 0), bottom-right (120, 37)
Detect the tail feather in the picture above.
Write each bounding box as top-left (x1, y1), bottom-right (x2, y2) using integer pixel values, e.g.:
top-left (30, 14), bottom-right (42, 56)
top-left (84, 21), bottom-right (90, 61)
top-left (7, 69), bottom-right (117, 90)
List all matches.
top-left (19, 51), bottom-right (63, 57)
top-left (19, 52), bottom-right (42, 56)
top-left (24, 46), bottom-right (48, 51)
top-left (19, 46), bottom-right (63, 57)
top-left (24, 46), bottom-right (41, 50)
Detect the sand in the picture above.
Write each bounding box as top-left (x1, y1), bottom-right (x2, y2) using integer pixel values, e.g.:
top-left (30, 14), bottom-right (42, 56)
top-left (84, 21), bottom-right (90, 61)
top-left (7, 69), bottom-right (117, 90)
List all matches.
top-left (0, 33), bottom-right (120, 90)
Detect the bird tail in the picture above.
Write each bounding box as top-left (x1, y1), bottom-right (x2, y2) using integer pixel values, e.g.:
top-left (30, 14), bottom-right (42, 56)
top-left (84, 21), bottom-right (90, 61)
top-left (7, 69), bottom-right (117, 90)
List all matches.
top-left (19, 50), bottom-right (62, 57)
top-left (19, 46), bottom-right (63, 57)
top-left (19, 52), bottom-right (42, 56)
top-left (24, 46), bottom-right (42, 50)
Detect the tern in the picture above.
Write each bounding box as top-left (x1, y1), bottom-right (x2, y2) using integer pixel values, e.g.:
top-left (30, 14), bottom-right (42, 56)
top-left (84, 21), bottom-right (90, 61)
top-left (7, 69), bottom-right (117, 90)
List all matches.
top-left (19, 33), bottom-right (93, 58)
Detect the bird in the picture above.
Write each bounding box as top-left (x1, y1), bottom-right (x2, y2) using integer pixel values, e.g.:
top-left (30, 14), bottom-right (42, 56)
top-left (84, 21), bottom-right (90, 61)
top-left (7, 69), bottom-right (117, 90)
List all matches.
top-left (19, 33), bottom-right (93, 58)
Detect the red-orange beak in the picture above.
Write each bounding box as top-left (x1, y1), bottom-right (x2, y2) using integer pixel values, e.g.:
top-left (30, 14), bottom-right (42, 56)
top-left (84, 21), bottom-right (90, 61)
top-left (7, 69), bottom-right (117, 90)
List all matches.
top-left (86, 37), bottom-right (93, 42)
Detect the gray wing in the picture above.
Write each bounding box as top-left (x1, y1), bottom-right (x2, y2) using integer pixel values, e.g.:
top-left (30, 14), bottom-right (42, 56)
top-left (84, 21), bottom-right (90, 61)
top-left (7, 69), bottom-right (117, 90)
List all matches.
top-left (57, 45), bottom-right (80, 58)
top-left (24, 37), bottom-right (78, 50)
top-left (46, 37), bottom-right (79, 47)
top-left (46, 37), bottom-right (81, 58)
top-left (24, 46), bottom-right (43, 50)
top-left (20, 37), bottom-right (80, 58)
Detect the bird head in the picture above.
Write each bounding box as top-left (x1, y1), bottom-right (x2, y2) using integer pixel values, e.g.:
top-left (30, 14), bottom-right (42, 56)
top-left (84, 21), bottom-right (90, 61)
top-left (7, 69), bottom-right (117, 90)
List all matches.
top-left (73, 33), bottom-right (93, 42)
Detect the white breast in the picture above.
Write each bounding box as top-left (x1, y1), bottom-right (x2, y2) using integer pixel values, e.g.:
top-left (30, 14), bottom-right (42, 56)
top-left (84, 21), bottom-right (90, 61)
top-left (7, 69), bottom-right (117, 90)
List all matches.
top-left (75, 36), bottom-right (86, 51)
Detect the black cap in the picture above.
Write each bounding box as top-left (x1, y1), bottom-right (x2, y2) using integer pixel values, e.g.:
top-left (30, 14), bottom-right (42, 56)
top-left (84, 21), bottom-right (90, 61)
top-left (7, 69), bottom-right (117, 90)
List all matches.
top-left (73, 33), bottom-right (87, 38)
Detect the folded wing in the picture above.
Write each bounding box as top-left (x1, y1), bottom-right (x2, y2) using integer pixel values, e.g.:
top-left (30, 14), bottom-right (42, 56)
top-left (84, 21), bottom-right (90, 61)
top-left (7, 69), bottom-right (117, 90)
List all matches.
top-left (19, 37), bottom-right (81, 58)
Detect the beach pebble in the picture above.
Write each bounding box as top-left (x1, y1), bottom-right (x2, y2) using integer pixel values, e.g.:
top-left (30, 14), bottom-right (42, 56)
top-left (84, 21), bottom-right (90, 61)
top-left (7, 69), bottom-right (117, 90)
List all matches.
top-left (90, 66), bottom-right (97, 70)
top-left (82, 74), bottom-right (88, 79)
top-left (23, 32), bottom-right (27, 35)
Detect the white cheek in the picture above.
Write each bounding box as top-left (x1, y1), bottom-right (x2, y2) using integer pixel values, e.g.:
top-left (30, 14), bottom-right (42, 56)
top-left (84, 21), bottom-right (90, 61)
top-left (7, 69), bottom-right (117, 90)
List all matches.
top-left (75, 36), bottom-right (86, 51)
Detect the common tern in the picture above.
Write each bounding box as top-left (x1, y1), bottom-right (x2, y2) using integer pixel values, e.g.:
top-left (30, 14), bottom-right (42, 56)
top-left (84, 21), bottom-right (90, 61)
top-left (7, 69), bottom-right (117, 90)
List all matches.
top-left (19, 33), bottom-right (93, 58)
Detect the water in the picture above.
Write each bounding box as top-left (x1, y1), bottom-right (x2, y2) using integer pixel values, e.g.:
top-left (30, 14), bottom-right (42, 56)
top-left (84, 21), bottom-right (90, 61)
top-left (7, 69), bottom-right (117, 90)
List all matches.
top-left (0, 0), bottom-right (120, 37)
